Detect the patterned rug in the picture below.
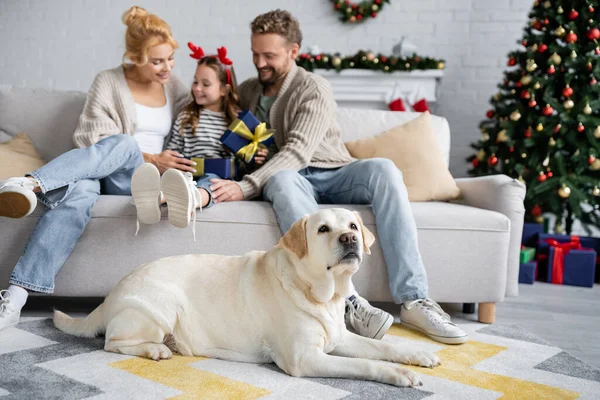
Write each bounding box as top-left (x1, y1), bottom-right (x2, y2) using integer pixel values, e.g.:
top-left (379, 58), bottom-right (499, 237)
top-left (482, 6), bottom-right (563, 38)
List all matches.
top-left (1, 317), bottom-right (599, 399)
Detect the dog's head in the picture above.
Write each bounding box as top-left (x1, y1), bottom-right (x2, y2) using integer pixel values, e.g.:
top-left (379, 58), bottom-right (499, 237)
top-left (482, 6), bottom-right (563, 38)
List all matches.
top-left (278, 208), bottom-right (375, 303)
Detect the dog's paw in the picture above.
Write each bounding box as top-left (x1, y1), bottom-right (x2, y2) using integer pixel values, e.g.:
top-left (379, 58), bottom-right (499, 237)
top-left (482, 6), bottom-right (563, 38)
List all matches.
top-left (396, 350), bottom-right (441, 368)
top-left (146, 344), bottom-right (173, 361)
top-left (381, 366), bottom-right (423, 387)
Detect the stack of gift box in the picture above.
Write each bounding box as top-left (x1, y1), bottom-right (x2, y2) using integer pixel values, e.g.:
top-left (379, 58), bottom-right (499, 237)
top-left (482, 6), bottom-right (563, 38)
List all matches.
top-left (519, 223), bottom-right (599, 287)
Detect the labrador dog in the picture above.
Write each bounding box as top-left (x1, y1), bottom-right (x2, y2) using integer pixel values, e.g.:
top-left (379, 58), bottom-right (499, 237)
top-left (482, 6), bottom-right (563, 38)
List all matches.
top-left (54, 208), bottom-right (440, 387)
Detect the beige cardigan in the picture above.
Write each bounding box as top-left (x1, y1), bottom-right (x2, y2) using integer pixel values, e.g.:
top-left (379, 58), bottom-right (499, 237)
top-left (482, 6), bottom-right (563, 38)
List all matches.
top-left (72, 66), bottom-right (190, 148)
top-left (237, 63), bottom-right (354, 199)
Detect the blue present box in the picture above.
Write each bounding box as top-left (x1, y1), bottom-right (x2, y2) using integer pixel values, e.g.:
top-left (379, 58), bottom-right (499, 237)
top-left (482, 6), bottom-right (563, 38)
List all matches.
top-left (522, 222), bottom-right (543, 247)
top-left (189, 157), bottom-right (238, 180)
top-left (562, 250), bottom-right (596, 288)
top-left (537, 234), bottom-right (597, 287)
top-left (519, 261), bottom-right (536, 284)
top-left (220, 110), bottom-right (275, 164)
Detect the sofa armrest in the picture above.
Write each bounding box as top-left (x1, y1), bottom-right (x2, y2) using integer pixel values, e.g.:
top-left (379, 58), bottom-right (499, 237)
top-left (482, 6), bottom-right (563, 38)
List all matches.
top-left (453, 175), bottom-right (526, 298)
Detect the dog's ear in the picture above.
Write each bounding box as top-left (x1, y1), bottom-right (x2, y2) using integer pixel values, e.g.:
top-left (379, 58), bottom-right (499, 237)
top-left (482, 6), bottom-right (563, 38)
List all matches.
top-left (279, 216), bottom-right (308, 259)
top-left (354, 212), bottom-right (375, 255)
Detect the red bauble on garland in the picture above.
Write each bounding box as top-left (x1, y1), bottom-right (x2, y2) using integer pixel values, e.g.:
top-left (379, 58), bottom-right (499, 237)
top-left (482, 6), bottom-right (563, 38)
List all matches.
top-left (588, 28), bottom-right (600, 40)
top-left (331, 0), bottom-right (389, 23)
top-left (565, 31), bottom-right (578, 43)
top-left (569, 9), bottom-right (579, 20)
top-left (543, 104), bottom-right (554, 116)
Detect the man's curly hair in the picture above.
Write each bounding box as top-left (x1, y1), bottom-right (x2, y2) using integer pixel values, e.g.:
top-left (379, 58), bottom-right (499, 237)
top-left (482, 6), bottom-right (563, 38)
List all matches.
top-left (250, 10), bottom-right (303, 47)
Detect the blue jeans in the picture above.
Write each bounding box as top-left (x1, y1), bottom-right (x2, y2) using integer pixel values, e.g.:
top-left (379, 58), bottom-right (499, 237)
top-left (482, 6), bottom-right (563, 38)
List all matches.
top-left (195, 173), bottom-right (219, 208)
top-left (262, 158), bottom-right (428, 303)
top-left (9, 135), bottom-right (144, 293)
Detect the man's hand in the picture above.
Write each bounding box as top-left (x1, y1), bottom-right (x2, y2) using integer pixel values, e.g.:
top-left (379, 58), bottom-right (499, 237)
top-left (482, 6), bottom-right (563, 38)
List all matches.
top-left (254, 148), bottom-right (269, 165)
top-left (210, 179), bottom-right (244, 203)
top-left (145, 150), bottom-right (196, 174)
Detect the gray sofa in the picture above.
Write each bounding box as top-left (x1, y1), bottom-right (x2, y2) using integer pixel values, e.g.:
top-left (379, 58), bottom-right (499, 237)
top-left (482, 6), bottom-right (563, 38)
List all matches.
top-left (0, 85), bottom-right (526, 323)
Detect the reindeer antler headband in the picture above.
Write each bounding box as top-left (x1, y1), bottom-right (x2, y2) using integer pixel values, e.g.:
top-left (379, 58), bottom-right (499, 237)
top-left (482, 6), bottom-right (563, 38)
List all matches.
top-left (188, 42), bottom-right (233, 85)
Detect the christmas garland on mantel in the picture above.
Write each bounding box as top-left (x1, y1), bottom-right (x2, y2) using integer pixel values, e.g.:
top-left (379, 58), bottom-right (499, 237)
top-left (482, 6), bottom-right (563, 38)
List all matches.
top-left (296, 50), bottom-right (445, 72)
top-left (331, 0), bottom-right (390, 23)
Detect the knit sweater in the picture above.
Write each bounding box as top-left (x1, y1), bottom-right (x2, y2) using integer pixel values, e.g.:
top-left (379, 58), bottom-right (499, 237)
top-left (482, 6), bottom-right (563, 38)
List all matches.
top-left (237, 63), bottom-right (354, 199)
top-left (72, 65), bottom-right (190, 149)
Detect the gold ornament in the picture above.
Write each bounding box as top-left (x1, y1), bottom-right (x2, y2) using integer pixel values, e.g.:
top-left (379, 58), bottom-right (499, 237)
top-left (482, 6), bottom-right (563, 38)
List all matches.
top-left (521, 75), bottom-right (533, 85)
top-left (555, 223), bottom-right (564, 234)
top-left (558, 6), bottom-right (564, 13)
top-left (496, 129), bottom-right (508, 142)
top-left (558, 184), bottom-right (571, 198)
top-left (584, 103), bottom-right (592, 114)
top-left (372, 4), bottom-right (379, 11)
top-left (481, 132), bottom-right (490, 141)
top-left (534, 82), bottom-right (541, 90)
top-left (535, 216), bottom-right (544, 223)
top-left (530, 44), bottom-right (539, 52)
top-left (373, 58), bottom-right (379, 64)
top-left (493, 92), bottom-right (501, 100)
top-left (349, 16), bottom-right (356, 22)
top-left (521, 152), bottom-right (528, 158)
top-left (593, 186), bottom-right (600, 196)
top-left (543, 156), bottom-right (550, 167)
top-left (564, 99), bottom-right (575, 109)
top-left (366, 52), bottom-right (375, 61)
top-left (346, 7), bottom-right (352, 13)
top-left (571, 50), bottom-right (577, 58)
top-left (555, 26), bottom-right (566, 37)
top-left (550, 53), bottom-right (562, 64)
top-left (594, 126), bottom-right (600, 138)
top-left (349, 61), bottom-right (355, 67)
top-left (405, 62), bottom-right (411, 68)
top-left (476, 149), bottom-right (486, 161)
top-left (437, 61), bottom-right (445, 69)
top-left (543, 0), bottom-right (551, 8)
top-left (384, 66), bottom-right (389, 71)
top-left (591, 159), bottom-right (600, 170)
top-left (510, 110), bottom-right (522, 121)
top-left (332, 56), bottom-right (342, 67)
top-left (511, 89), bottom-right (517, 94)
top-left (323, 56), bottom-right (329, 63)
top-left (549, 137), bottom-right (556, 146)
top-left (536, 123), bottom-right (544, 131)
top-left (526, 59), bottom-right (538, 72)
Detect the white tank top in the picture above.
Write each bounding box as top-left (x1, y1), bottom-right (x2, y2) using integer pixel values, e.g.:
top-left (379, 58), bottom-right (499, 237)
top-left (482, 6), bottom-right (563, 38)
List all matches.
top-left (133, 90), bottom-right (173, 154)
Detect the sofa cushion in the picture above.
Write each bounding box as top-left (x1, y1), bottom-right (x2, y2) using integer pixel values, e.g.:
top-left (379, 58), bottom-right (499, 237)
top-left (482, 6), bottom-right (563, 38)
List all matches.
top-left (0, 85), bottom-right (86, 161)
top-left (344, 112), bottom-right (460, 202)
top-left (0, 132), bottom-right (46, 179)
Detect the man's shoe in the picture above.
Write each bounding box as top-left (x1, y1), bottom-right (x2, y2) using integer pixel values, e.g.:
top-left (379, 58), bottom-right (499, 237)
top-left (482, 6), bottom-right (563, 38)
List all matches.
top-left (401, 298), bottom-right (468, 344)
top-left (0, 290), bottom-right (21, 332)
top-left (0, 177), bottom-right (38, 219)
top-left (345, 295), bottom-right (394, 340)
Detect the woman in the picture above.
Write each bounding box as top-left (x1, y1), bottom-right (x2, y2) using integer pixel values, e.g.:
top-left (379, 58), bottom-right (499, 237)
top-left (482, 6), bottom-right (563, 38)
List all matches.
top-left (0, 6), bottom-right (192, 332)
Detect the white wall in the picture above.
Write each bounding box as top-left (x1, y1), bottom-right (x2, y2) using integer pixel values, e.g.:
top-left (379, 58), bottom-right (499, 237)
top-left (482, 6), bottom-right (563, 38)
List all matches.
top-left (0, 0), bottom-right (527, 177)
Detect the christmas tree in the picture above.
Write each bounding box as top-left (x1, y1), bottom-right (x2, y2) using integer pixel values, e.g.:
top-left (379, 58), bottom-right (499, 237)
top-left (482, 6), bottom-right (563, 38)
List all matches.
top-left (468, 0), bottom-right (600, 234)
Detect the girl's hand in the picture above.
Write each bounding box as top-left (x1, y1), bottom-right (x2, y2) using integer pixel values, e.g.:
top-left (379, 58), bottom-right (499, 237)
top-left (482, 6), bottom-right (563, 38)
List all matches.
top-left (254, 148), bottom-right (269, 165)
top-left (149, 150), bottom-right (197, 174)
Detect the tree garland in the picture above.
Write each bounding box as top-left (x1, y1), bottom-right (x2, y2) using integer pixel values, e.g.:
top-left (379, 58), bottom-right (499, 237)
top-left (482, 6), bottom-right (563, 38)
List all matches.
top-left (296, 50), bottom-right (445, 72)
top-left (330, 0), bottom-right (390, 23)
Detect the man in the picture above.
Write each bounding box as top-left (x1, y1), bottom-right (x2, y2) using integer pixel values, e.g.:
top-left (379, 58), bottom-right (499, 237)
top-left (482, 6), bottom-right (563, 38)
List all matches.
top-left (209, 10), bottom-right (467, 344)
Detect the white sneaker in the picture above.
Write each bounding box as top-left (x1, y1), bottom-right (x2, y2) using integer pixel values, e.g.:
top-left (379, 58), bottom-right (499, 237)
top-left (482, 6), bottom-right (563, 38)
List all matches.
top-left (0, 177), bottom-right (38, 218)
top-left (0, 290), bottom-right (21, 332)
top-left (161, 169), bottom-right (201, 240)
top-left (131, 163), bottom-right (162, 235)
top-left (401, 298), bottom-right (468, 344)
top-left (345, 295), bottom-right (394, 340)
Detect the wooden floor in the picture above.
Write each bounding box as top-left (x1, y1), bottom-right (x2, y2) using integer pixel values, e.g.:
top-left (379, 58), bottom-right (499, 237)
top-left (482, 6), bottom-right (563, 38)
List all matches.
top-left (21, 282), bottom-right (600, 368)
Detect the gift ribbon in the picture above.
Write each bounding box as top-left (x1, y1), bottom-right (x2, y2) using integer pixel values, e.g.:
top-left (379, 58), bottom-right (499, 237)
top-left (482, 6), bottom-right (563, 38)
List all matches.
top-left (228, 119), bottom-right (274, 163)
top-left (543, 237), bottom-right (581, 284)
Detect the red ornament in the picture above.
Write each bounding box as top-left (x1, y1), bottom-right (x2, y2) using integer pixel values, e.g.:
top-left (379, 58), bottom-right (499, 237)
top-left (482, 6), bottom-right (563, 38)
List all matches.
top-left (371, 12), bottom-right (377, 18)
top-left (578, 123), bottom-right (585, 132)
top-left (587, 28), bottom-right (600, 40)
top-left (507, 58), bottom-right (517, 66)
top-left (315, 55), bottom-right (322, 61)
top-left (380, 56), bottom-right (387, 62)
top-left (522, 40), bottom-right (528, 46)
top-left (531, 204), bottom-right (543, 217)
top-left (565, 31), bottom-right (578, 43)
top-left (554, 124), bottom-right (562, 133)
top-left (562, 86), bottom-right (573, 97)
top-left (375, 0), bottom-right (381, 3)
top-left (533, 21), bottom-right (542, 30)
top-left (486, 110), bottom-right (495, 118)
top-left (547, 171), bottom-right (554, 178)
top-left (488, 155), bottom-right (498, 166)
top-left (529, 99), bottom-right (537, 107)
top-left (538, 44), bottom-right (548, 53)
top-left (590, 6), bottom-right (595, 12)
top-left (538, 173), bottom-right (547, 182)
top-left (357, 14), bottom-right (363, 20)
top-left (569, 9), bottom-right (579, 20)
top-left (335, 3), bottom-right (341, 9)
top-left (595, 47), bottom-right (600, 55)
top-left (543, 105), bottom-right (554, 116)
top-left (589, 155), bottom-right (597, 164)
top-left (525, 127), bottom-right (532, 138)
top-left (344, 0), bottom-right (350, 4)
top-left (510, 146), bottom-right (515, 152)
top-left (591, 78), bottom-right (597, 86)
top-left (516, 81), bottom-right (523, 88)
top-left (544, 19), bottom-right (549, 25)
top-left (548, 65), bottom-right (556, 74)
top-left (588, 62), bottom-right (594, 71)
top-left (471, 159), bottom-right (479, 167)
top-left (352, 4), bottom-right (357, 9)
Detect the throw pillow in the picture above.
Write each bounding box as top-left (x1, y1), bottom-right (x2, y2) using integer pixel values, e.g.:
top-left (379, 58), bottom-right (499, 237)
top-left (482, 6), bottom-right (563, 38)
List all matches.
top-left (0, 132), bottom-right (46, 179)
top-left (344, 112), bottom-right (460, 202)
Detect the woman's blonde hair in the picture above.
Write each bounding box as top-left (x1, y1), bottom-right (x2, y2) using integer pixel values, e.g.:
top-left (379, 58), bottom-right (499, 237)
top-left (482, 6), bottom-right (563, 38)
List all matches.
top-left (121, 6), bottom-right (178, 65)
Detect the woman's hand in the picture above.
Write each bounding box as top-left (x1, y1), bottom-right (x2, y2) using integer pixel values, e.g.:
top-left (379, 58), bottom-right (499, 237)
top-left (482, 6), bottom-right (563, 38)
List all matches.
top-left (254, 148), bottom-right (269, 165)
top-left (210, 179), bottom-right (244, 203)
top-left (144, 150), bottom-right (196, 174)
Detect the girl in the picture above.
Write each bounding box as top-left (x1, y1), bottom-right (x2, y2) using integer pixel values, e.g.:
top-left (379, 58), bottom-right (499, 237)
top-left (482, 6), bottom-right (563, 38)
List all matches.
top-left (131, 45), bottom-right (268, 238)
top-left (0, 6), bottom-right (191, 333)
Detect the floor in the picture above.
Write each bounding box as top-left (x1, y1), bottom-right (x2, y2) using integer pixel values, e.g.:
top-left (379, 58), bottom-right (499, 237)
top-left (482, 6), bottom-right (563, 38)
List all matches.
top-left (20, 282), bottom-right (600, 368)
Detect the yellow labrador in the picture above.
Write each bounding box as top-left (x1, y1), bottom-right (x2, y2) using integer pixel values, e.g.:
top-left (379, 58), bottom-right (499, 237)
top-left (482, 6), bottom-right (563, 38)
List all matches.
top-left (54, 208), bottom-right (440, 387)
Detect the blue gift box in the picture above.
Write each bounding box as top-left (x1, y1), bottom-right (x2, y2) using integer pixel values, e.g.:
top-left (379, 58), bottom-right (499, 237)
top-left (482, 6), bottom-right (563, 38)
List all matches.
top-left (522, 222), bottom-right (544, 247)
top-left (561, 250), bottom-right (597, 288)
top-left (189, 157), bottom-right (238, 180)
top-left (519, 261), bottom-right (536, 284)
top-left (220, 110), bottom-right (275, 164)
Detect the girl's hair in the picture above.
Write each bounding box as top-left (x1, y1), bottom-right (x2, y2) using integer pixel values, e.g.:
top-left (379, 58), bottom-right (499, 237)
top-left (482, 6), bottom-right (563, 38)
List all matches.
top-left (121, 6), bottom-right (178, 65)
top-left (183, 57), bottom-right (241, 135)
